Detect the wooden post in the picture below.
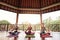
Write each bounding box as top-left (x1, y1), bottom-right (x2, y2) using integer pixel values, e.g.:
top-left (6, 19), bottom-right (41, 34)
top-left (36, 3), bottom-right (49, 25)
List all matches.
top-left (14, 37), bottom-right (18, 40)
top-left (16, 13), bottom-right (19, 26)
top-left (6, 24), bottom-right (8, 31)
top-left (28, 37), bottom-right (31, 40)
top-left (40, 13), bottom-right (45, 40)
top-left (14, 13), bottom-right (19, 40)
top-left (41, 38), bottom-right (45, 40)
top-left (40, 13), bottom-right (42, 27)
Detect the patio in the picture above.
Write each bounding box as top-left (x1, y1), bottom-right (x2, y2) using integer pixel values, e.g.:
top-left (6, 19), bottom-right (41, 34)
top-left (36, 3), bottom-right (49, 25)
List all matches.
top-left (0, 31), bottom-right (60, 40)
top-left (0, 0), bottom-right (60, 40)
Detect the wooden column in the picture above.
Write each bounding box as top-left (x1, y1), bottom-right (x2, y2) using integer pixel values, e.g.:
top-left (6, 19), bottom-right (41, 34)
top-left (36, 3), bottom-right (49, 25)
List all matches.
top-left (40, 13), bottom-right (45, 40)
top-left (14, 13), bottom-right (19, 40)
top-left (16, 13), bottom-right (19, 27)
top-left (28, 37), bottom-right (31, 40)
top-left (40, 13), bottom-right (43, 30)
top-left (40, 13), bottom-right (42, 27)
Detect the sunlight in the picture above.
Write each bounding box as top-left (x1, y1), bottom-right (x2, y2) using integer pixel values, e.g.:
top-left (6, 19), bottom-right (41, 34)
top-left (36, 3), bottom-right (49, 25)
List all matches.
top-left (0, 9), bottom-right (60, 24)
top-left (42, 10), bottom-right (60, 20)
top-left (18, 14), bottom-right (40, 24)
top-left (0, 9), bottom-right (16, 24)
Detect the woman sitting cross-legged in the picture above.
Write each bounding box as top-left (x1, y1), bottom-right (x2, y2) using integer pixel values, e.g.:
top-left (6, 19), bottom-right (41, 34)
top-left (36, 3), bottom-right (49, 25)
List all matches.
top-left (25, 25), bottom-right (35, 38)
top-left (40, 23), bottom-right (51, 38)
top-left (25, 25), bottom-right (34, 35)
top-left (9, 27), bottom-right (19, 36)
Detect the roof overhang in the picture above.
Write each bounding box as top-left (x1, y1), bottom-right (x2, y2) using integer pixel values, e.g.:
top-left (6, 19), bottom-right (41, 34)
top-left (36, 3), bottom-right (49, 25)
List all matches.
top-left (0, 0), bottom-right (60, 14)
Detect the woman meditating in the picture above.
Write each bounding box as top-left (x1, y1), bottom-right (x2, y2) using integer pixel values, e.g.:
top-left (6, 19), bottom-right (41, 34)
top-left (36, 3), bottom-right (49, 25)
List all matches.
top-left (7, 26), bottom-right (20, 40)
top-left (40, 23), bottom-right (51, 38)
top-left (25, 25), bottom-right (34, 35)
top-left (25, 25), bottom-right (35, 39)
top-left (9, 26), bottom-right (19, 35)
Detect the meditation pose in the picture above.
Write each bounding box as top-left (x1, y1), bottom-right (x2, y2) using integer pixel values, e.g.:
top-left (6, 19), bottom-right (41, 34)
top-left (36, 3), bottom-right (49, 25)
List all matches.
top-left (25, 25), bottom-right (34, 35)
top-left (40, 23), bottom-right (51, 38)
top-left (25, 25), bottom-right (35, 39)
top-left (40, 24), bottom-right (46, 35)
top-left (9, 26), bottom-right (19, 35)
top-left (7, 26), bottom-right (20, 40)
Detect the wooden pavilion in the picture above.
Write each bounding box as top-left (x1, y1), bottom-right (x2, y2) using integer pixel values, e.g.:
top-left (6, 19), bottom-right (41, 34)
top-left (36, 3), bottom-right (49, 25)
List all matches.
top-left (0, 0), bottom-right (60, 40)
top-left (0, 0), bottom-right (60, 27)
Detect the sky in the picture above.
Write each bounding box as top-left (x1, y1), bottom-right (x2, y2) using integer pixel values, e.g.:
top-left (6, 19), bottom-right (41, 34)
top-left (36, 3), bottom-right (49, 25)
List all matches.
top-left (0, 9), bottom-right (60, 24)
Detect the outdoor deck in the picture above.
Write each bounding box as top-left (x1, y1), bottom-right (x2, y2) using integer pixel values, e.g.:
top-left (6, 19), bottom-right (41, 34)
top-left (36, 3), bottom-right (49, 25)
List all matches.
top-left (0, 31), bottom-right (60, 40)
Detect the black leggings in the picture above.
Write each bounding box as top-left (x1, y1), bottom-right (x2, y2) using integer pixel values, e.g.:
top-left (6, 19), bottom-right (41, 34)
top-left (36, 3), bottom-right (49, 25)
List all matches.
top-left (9, 31), bottom-right (18, 35)
top-left (40, 31), bottom-right (45, 35)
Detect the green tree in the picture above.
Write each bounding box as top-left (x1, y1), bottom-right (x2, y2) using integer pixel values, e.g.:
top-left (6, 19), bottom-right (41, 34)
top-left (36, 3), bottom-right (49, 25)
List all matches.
top-left (50, 17), bottom-right (60, 32)
top-left (44, 16), bottom-right (60, 32)
top-left (0, 20), bottom-right (10, 24)
top-left (0, 20), bottom-right (11, 31)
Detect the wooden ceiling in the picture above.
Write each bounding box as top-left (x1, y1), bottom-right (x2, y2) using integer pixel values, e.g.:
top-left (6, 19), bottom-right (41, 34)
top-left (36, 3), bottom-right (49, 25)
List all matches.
top-left (0, 0), bottom-right (60, 14)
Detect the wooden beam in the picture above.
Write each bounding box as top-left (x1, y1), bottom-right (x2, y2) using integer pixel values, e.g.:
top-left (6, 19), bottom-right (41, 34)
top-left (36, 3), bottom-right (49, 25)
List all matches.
top-left (19, 11), bottom-right (40, 14)
top-left (0, 2), bottom-right (18, 9)
top-left (19, 2), bottom-right (60, 11)
top-left (41, 2), bottom-right (60, 10)
top-left (18, 2), bottom-right (60, 11)
top-left (19, 8), bottom-right (40, 11)
top-left (0, 2), bottom-right (60, 11)
top-left (0, 2), bottom-right (40, 11)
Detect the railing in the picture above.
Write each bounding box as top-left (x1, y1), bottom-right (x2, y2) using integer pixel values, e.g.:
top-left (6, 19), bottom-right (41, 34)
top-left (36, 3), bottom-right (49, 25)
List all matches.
top-left (0, 24), bottom-right (60, 31)
top-left (0, 24), bottom-right (41, 31)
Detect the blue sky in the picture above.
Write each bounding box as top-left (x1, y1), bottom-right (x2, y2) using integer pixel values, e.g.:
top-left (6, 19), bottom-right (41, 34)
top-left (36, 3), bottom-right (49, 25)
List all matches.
top-left (0, 9), bottom-right (60, 24)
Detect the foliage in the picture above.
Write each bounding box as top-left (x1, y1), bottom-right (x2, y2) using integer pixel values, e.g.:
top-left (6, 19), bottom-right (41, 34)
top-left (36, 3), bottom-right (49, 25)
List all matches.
top-left (0, 20), bottom-right (10, 24)
top-left (44, 16), bottom-right (60, 32)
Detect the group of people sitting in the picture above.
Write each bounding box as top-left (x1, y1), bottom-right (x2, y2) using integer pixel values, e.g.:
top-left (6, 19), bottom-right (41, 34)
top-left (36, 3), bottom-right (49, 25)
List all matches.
top-left (9, 24), bottom-right (51, 38)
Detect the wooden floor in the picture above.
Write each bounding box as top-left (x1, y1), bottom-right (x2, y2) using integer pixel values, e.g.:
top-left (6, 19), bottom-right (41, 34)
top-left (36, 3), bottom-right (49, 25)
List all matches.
top-left (0, 31), bottom-right (60, 40)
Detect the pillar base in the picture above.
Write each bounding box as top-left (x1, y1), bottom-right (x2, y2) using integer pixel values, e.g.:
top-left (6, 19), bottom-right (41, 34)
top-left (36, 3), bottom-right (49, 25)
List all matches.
top-left (41, 37), bottom-right (45, 40)
top-left (14, 37), bottom-right (18, 40)
top-left (28, 37), bottom-right (31, 40)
